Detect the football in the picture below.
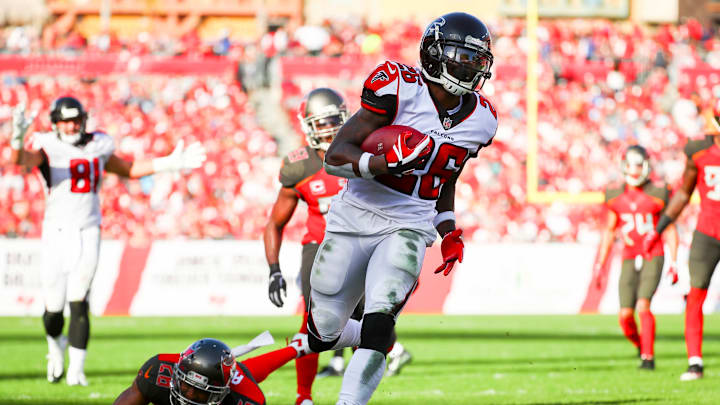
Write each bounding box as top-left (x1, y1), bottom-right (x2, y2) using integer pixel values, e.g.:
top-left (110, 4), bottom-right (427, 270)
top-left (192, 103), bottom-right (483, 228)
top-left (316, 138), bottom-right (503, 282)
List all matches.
top-left (360, 125), bottom-right (426, 155)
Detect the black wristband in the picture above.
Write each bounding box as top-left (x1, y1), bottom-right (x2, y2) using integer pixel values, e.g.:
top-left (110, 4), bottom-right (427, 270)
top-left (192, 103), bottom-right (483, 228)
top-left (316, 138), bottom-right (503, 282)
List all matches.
top-left (655, 214), bottom-right (672, 234)
top-left (269, 263), bottom-right (281, 275)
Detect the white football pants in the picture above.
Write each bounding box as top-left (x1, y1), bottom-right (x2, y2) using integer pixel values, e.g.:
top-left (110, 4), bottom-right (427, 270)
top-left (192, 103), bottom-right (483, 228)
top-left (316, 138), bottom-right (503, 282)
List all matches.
top-left (42, 225), bottom-right (100, 312)
top-left (309, 229), bottom-right (425, 342)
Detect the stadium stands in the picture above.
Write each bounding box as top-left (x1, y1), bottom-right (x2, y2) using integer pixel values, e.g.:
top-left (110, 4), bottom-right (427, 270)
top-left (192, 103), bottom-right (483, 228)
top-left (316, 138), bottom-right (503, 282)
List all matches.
top-left (0, 17), bottom-right (713, 243)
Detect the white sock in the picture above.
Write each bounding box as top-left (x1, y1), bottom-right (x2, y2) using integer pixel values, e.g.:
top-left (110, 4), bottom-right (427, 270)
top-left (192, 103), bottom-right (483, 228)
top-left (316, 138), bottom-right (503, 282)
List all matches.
top-left (689, 356), bottom-right (703, 367)
top-left (388, 342), bottom-right (404, 358)
top-left (337, 348), bottom-right (385, 405)
top-left (47, 335), bottom-right (64, 357)
top-left (329, 355), bottom-right (345, 370)
top-left (68, 346), bottom-right (87, 373)
top-left (330, 319), bottom-right (362, 351)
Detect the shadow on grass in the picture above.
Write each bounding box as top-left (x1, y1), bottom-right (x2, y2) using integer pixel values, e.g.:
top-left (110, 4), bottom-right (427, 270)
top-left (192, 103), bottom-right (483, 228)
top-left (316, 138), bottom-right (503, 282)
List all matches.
top-left (0, 401), bottom-right (107, 405)
top-left (512, 399), bottom-right (659, 405)
top-left (411, 351), bottom-right (720, 368)
top-left (0, 368), bottom-right (137, 381)
top-left (0, 330), bottom-right (278, 343)
top-left (4, 330), bottom-right (715, 342)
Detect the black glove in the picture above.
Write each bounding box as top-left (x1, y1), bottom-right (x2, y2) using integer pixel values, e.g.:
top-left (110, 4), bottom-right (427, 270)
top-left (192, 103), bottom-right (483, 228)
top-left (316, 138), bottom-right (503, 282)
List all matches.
top-left (268, 263), bottom-right (287, 307)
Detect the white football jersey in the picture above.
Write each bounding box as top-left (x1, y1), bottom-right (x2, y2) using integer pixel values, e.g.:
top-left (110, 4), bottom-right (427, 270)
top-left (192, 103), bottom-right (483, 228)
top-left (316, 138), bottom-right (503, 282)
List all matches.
top-left (31, 131), bottom-right (115, 228)
top-left (326, 61), bottom-right (498, 243)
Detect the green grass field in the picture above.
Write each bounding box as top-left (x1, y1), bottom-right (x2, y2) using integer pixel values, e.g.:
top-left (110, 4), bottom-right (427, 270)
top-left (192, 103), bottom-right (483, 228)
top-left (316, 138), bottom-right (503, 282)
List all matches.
top-left (1, 314), bottom-right (719, 404)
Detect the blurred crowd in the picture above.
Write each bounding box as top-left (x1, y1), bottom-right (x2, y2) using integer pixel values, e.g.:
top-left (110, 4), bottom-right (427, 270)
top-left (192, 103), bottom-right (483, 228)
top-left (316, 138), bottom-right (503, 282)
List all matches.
top-left (0, 17), bottom-right (716, 244)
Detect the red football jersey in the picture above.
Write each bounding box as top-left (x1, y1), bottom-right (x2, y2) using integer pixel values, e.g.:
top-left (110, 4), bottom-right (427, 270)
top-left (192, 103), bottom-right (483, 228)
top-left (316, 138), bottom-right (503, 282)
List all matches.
top-left (685, 135), bottom-right (720, 240)
top-left (605, 183), bottom-right (671, 260)
top-left (279, 146), bottom-right (346, 245)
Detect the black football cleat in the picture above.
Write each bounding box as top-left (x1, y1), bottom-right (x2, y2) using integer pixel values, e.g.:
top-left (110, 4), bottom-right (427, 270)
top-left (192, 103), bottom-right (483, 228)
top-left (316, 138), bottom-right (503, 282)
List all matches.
top-left (317, 356), bottom-right (344, 378)
top-left (639, 359), bottom-right (655, 370)
top-left (680, 364), bottom-right (704, 381)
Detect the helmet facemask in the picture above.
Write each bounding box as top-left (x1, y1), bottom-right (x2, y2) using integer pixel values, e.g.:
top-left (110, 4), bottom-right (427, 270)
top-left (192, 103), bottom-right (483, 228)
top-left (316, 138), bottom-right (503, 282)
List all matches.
top-left (299, 106), bottom-right (348, 151)
top-left (425, 42), bottom-right (493, 96)
top-left (53, 116), bottom-right (86, 145)
top-left (170, 363), bottom-right (232, 405)
top-left (169, 339), bottom-right (235, 405)
top-left (50, 101), bottom-right (88, 145)
top-left (622, 148), bottom-right (650, 187)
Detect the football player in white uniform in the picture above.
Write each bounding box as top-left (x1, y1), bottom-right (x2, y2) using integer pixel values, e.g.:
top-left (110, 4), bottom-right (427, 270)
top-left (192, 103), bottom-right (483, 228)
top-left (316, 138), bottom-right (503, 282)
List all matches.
top-left (307, 12), bottom-right (498, 405)
top-left (9, 96), bottom-right (206, 386)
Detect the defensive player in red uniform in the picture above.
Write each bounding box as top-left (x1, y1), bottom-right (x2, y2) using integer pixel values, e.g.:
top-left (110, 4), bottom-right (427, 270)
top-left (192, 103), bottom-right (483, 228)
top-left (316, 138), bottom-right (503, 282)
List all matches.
top-left (112, 335), bottom-right (311, 405)
top-left (642, 105), bottom-right (720, 380)
top-left (263, 88), bottom-right (411, 405)
top-left (593, 145), bottom-right (678, 370)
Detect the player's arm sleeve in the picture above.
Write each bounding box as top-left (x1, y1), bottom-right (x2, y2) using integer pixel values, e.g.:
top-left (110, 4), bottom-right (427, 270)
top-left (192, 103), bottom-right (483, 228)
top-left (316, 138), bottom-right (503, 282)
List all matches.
top-left (360, 61), bottom-right (399, 118)
top-left (133, 356), bottom-right (160, 399)
top-left (103, 133), bottom-right (117, 159)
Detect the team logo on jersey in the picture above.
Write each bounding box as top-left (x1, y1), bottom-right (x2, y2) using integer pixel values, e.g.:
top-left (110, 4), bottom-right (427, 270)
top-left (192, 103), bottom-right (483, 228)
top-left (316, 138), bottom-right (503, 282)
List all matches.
top-left (370, 70), bottom-right (390, 84)
top-left (442, 117), bottom-right (453, 130)
top-left (310, 180), bottom-right (327, 195)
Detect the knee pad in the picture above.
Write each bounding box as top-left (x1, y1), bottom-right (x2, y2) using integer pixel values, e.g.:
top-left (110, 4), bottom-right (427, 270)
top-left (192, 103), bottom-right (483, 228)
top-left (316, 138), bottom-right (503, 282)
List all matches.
top-left (43, 310), bottom-right (64, 337)
top-left (308, 333), bottom-right (340, 353)
top-left (360, 313), bottom-right (395, 353)
top-left (306, 308), bottom-right (340, 353)
top-left (69, 300), bottom-right (90, 349)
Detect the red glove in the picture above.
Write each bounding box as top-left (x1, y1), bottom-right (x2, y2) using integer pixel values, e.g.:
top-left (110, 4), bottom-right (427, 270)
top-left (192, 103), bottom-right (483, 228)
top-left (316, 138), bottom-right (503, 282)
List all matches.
top-left (641, 229), bottom-right (661, 258)
top-left (667, 263), bottom-right (679, 285)
top-left (435, 229), bottom-right (464, 276)
top-left (385, 131), bottom-right (432, 174)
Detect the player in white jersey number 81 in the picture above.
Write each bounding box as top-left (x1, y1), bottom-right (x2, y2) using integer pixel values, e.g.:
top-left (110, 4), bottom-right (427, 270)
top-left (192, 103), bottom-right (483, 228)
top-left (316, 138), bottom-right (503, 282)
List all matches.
top-left (9, 96), bottom-right (206, 387)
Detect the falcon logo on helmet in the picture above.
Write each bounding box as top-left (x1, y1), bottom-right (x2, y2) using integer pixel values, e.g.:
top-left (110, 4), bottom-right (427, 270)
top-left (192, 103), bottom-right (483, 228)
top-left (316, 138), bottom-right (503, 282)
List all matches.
top-left (420, 12), bottom-right (494, 96)
top-left (622, 145), bottom-right (651, 187)
top-left (297, 88), bottom-right (348, 151)
top-left (50, 96), bottom-right (88, 145)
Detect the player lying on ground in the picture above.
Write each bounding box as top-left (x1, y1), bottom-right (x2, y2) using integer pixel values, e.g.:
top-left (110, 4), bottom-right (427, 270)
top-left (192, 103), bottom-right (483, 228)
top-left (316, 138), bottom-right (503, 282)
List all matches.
top-left (9, 97), bottom-right (206, 386)
top-left (112, 332), bottom-right (311, 405)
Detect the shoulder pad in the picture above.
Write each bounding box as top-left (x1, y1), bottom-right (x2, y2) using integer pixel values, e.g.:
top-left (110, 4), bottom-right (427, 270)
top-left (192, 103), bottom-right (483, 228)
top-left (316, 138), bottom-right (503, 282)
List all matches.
top-left (604, 186), bottom-right (623, 204)
top-left (363, 61), bottom-right (400, 95)
top-left (644, 182), bottom-right (671, 205)
top-left (476, 92), bottom-right (498, 121)
top-left (279, 147), bottom-right (320, 188)
top-left (684, 135), bottom-right (714, 160)
top-left (30, 132), bottom-right (53, 150)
